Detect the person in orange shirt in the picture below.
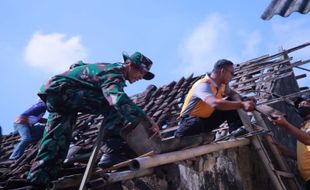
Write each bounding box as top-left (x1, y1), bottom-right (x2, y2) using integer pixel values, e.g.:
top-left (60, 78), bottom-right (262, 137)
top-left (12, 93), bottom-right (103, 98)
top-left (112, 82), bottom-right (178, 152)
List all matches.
top-left (174, 59), bottom-right (255, 137)
top-left (273, 93), bottom-right (310, 189)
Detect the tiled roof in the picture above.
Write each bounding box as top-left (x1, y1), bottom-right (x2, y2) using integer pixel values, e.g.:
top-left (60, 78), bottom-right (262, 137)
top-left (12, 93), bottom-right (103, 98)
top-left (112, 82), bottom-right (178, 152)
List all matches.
top-left (261, 0), bottom-right (310, 20)
top-left (0, 42), bottom-right (309, 189)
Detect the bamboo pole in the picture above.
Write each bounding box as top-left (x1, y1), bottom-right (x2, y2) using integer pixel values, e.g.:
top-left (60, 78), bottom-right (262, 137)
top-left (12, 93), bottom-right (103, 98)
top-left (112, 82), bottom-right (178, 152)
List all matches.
top-left (130, 138), bottom-right (250, 170)
top-left (102, 151), bottom-right (154, 171)
top-left (87, 169), bottom-right (154, 188)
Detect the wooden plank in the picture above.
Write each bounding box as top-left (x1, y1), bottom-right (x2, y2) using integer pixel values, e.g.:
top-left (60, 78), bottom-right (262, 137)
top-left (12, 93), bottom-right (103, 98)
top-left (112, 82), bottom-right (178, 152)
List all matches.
top-left (257, 89), bottom-right (310, 106)
top-left (234, 58), bottom-right (291, 77)
top-left (234, 71), bottom-right (293, 92)
top-left (295, 74), bottom-right (307, 80)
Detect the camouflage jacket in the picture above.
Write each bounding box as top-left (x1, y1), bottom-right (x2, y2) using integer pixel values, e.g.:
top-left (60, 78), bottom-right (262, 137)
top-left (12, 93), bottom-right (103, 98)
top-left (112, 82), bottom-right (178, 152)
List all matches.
top-left (39, 61), bottom-right (146, 122)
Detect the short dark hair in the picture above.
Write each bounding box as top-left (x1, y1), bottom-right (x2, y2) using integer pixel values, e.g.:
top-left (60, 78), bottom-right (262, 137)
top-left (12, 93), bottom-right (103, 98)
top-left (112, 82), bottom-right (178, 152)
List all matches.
top-left (213, 59), bottom-right (234, 72)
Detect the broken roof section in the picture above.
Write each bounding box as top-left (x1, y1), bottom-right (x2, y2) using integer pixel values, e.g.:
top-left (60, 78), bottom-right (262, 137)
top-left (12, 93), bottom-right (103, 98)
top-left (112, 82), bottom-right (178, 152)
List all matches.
top-left (261, 0), bottom-right (310, 20)
top-left (0, 42), bottom-right (310, 189)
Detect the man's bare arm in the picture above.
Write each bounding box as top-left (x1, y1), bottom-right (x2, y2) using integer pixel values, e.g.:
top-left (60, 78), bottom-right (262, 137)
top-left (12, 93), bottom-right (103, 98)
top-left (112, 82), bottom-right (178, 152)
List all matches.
top-left (273, 115), bottom-right (310, 145)
top-left (204, 96), bottom-right (254, 111)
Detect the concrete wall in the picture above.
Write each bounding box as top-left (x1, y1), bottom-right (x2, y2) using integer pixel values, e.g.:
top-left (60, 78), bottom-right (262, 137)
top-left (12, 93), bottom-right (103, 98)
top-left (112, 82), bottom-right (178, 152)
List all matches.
top-left (135, 146), bottom-right (273, 190)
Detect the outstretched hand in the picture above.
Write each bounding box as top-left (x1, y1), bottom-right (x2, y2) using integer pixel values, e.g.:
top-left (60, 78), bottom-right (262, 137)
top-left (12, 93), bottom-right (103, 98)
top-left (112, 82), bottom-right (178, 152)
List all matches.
top-left (147, 116), bottom-right (161, 138)
top-left (271, 115), bottom-right (289, 127)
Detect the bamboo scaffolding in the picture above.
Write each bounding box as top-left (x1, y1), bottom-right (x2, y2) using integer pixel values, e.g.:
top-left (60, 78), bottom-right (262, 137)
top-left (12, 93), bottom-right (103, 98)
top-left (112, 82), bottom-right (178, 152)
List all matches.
top-left (102, 151), bottom-right (154, 171)
top-left (130, 138), bottom-right (250, 170)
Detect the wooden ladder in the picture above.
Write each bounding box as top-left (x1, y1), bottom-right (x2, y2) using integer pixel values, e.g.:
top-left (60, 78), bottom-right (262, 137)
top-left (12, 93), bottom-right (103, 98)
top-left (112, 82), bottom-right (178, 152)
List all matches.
top-left (237, 108), bottom-right (302, 190)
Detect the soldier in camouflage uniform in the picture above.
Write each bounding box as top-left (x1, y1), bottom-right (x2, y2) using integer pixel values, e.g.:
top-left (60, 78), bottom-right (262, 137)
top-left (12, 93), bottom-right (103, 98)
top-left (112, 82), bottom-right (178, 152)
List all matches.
top-left (27, 52), bottom-right (156, 186)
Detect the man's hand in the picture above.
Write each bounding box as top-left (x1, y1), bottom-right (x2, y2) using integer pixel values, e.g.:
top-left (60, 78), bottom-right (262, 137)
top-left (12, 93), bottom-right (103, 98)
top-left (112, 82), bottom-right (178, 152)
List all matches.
top-left (151, 123), bottom-right (160, 136)
top-left (247, 96), bottom-right (257, 104)
top-left (241, 101), bottom-right (255, 112)
top-left (271, 115), bottom-right (289, 127)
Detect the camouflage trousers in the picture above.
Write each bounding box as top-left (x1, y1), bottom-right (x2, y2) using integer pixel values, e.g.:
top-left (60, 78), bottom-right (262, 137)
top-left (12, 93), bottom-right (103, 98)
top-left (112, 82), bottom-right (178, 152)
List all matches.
top-left (27, 88), bottom-right (123, 186)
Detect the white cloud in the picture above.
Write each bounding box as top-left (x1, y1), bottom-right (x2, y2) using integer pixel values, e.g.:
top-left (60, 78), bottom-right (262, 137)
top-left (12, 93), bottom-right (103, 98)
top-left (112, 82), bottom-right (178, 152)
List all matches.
top-left (240, 30), bottom-right (262, 59)
top-left (178, 13), bottom-right (309, 80)
top-left (177, 13), bottom-right (263, 76)
top-left (178, 13), bottom-right (230, 75)
top-left (269, 18), bottom-right (310, 88)
top-left (24, 32), bottom-right (88, 73)
top-left (268, 18), bottom-right (310, 59)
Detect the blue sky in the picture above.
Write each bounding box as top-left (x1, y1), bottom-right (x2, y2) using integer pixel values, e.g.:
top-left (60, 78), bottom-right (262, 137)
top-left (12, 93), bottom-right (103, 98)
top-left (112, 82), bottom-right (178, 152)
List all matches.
top-left (0, 1), bottom-right (309, 134)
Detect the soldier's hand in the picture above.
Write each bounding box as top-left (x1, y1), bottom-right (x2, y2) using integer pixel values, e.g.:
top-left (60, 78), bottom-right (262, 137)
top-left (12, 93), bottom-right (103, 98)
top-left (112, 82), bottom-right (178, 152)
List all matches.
top-left (151, 123), bottom-right (160, 135)
top-left (147, 116), bottom-right (160, 138)
top-left (241, 101), bottom-right (255, 112)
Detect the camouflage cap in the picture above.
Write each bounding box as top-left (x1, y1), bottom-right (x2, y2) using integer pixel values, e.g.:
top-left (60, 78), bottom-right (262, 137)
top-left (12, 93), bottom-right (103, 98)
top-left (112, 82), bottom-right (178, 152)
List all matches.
top-left (123, 52), bottom-right (155, 80)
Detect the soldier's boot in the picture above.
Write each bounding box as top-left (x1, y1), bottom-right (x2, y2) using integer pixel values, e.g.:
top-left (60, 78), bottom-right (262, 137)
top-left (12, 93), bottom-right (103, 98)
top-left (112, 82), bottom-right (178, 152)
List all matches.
top-left (98, 138), bottom-right (129, 168)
